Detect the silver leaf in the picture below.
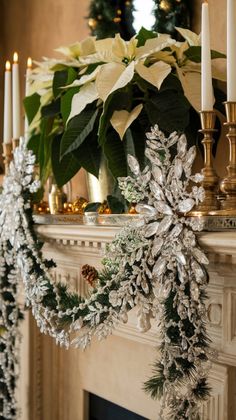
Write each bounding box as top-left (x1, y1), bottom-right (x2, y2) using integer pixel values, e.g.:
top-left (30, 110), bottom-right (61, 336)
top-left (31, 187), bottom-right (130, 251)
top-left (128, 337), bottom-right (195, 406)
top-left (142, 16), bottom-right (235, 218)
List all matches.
top-left (165, 189), bottom-right (174, 205)
top-left (152, 237), bottom-right (164, 257)
top-left (192, 247), bottom-right (209, 265)
top-left (150, 180), bottom-right (165, 200)
top-left (127, 155), bottom-right (140, 175)
top-left (156, 216), bottom-right (173, 235)
top-left (174, 158), bottom-right (183, 179)
top-left (141, 278), bottom-right (149, 294)
top-left (170, 223), bottom-right (183, 238)
top-left (184, 146), bottom-right (196, 171)
top-left (136, 248), bottom-right (143, 262)
top-left (191, 260), bottom-right (206, 281)
top-left (145, 148), bottom-right (162, 166)
top-left (136, 204), bottom-right (157, 216)
top-left (155, 201), bottom-right (173, 215)
top-left (144, 222), bottom-right (159, 238)
top-left (178, 198), bottom-right (195, 213)
top-left (177, 134), bottom-right (187, 157)
top-left (141, 171), bottom-right (151, 184)
top-left (153, 257), bottom-right (167, 276)
top-left (190, 281), bottom-right (200, 301)
top-left (152, 165), bottom-right (164, 185)
top-left (175, 251), bottom-right (187, 265)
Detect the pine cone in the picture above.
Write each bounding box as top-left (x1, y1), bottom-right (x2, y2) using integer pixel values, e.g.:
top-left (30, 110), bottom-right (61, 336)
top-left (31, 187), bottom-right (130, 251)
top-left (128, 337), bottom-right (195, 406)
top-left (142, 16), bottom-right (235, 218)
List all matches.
top-left (81, 264), bottom-right (98, 287)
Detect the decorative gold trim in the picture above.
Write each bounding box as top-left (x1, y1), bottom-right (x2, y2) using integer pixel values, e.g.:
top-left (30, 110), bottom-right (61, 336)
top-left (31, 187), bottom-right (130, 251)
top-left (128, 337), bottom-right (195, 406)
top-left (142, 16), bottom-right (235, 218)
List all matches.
top-left (2, 143), bottom-right (13, 173)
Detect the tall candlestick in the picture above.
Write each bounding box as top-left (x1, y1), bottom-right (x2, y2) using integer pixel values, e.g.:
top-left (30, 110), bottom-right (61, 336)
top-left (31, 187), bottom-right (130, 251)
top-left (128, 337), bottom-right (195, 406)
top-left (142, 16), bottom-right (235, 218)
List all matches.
top-left (3, 61), bottom-right (12, 144)
top-left (24, 57), bottom-right (32, 141)
top-left (201, 1), bottom-right (214, 111)
top-left (12, 52), bottom-right (21, 139)
top-left (227, 0), bottom-right (236, 101)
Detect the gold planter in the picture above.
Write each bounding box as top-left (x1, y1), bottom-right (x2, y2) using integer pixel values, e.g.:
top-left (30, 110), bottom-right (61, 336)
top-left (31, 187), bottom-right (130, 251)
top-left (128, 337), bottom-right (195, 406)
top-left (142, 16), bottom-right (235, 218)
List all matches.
top-left (86, 157), bottom-right (114, 202)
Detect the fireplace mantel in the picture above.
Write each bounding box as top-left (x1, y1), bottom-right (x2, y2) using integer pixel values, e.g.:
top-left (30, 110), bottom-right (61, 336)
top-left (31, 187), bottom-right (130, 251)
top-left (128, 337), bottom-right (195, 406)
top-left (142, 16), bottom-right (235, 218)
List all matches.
top-left (26, 224), bottom-right (236, 420)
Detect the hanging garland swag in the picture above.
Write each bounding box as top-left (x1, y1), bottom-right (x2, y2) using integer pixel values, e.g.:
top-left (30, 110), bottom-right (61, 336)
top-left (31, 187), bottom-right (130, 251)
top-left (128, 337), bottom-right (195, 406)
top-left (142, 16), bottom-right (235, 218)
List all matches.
top-left (0, 126), bottom-right (213, 419)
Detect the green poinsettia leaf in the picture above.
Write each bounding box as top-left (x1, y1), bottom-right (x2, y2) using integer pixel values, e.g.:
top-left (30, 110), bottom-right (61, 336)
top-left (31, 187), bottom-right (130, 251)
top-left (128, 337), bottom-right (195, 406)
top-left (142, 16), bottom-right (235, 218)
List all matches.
top-left (38, 117), bottom-right (54, 184)
top-left (53, 67), bottom-right (78, 99)
top-left (73, 131), bottom-right (101, 178)
top-left (53, 70), bottom-right (68, 98)
top-left (107, 195), bottom-right (125, 214)
top-left (103, 130), bottom-right (127, 178)
top-left (184, 46), bottom-right (226, 63)
top-left (52, 135), bottom-right (81, 187)
top-left (98, 87), bottom-right (133, 147)
top-left (60, 108), bottom-right (99, 158)
top-left (61, 87), bottom-right (80, 125)
top-left (67, 67), bottom-right (78, 84)
top-left (136, 27), bottom-right (157, 47)
top-left (41, 99), bottom-right (60, 118)
top-left (27, 134), bottom-right (40, 162)
top-left (23, 93), bottom-right (41, 124)
top-left (145, 75), bottom-right (190, 133)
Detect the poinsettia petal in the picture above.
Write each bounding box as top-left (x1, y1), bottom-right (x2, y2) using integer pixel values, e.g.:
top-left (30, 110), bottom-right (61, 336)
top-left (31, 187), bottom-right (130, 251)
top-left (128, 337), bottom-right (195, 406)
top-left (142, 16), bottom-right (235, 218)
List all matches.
top-left (96, 62), bottom-right (134, 102)
top-left (67, 82), bottom-right (99, 123)
top-left (110, 104), bottom-right (143, 140)
top-left (135, 61), bottom-right (171, 90)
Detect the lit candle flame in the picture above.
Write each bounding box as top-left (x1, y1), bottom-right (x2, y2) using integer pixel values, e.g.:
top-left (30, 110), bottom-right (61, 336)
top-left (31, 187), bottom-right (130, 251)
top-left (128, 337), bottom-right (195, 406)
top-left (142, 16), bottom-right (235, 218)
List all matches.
top-left (27, 57), bottom-right (32, 69)
top-left (5, 61), bottom-right (11, 71)
top-left (13, 52), bottom-right (18, 63)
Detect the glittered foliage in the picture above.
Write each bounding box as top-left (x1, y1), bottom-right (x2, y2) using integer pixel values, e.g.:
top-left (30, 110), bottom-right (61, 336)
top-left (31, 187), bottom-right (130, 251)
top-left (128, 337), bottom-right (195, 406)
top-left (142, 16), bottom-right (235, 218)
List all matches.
top-left (0, 128), bottom-right (212, 419)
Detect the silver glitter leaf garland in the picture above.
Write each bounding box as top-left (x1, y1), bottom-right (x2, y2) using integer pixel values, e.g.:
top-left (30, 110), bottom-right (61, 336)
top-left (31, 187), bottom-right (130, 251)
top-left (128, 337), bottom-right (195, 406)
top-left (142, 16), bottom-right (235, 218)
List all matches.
top-left (0, 128), bottom-right (213, 420)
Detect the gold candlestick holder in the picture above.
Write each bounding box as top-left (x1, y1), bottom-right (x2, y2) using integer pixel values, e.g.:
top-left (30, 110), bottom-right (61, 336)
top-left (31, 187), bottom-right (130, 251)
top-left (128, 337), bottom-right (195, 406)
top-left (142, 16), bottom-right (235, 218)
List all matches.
top-left (190, 111), bottom-right (220, 215)
top-left (213, 102), bottom-right (236, 215)
top-left (2, 143), bottom-right (13, 174)
top-left (12, 138), bottom-right (20, 150)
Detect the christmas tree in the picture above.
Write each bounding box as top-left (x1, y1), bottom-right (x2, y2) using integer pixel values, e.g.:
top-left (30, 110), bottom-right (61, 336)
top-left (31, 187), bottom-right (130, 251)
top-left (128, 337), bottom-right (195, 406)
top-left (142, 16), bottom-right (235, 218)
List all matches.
top-left (88, 0), bottom-right (135, 40)
top-left (152, 0), bottom-right (192, 38)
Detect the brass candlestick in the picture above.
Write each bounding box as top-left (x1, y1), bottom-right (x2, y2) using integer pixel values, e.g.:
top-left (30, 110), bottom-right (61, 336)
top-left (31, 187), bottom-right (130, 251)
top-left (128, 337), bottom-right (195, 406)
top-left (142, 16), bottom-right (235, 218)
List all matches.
top-left (190, 111), bottom-right (220, 215)
top-left (2, 143), bottom-right (13, 174)
top-left (12, 138), bottom-right (20, 150)
top-left (215, 102), bottom-right (236, 215)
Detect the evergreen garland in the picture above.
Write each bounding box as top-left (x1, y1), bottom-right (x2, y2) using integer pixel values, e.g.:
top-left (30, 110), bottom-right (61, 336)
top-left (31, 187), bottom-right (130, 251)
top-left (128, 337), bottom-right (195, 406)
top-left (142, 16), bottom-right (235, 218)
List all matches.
top-left (0, 130), bottom-right (213, 419)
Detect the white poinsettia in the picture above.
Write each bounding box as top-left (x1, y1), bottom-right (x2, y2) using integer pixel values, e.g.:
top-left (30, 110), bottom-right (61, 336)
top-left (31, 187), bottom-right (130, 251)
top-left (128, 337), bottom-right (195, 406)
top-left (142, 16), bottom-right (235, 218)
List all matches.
top-left (176, 27), bottom-right (201, 47)
top-left (27, 28), bottom-right (226, 139)
top-left (55, 37), bottom-right (96, 59)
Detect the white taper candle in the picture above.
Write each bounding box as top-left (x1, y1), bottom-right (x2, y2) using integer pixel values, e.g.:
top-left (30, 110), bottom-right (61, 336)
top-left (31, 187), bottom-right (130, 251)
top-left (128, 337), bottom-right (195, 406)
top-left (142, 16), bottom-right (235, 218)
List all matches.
top-left (24, 57), bottom-right (32, 141)
top-left (201, 1), bottom-right (214, 111)
top-left (12, 52), bottom-right (21, 139)
top-left (3, 61), bottom-right (12, 144)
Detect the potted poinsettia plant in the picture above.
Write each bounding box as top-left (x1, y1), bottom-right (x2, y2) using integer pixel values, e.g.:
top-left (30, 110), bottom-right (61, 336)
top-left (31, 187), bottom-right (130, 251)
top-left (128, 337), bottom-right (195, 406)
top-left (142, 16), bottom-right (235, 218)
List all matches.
top-left (24, 27), bottom-right (226, 193)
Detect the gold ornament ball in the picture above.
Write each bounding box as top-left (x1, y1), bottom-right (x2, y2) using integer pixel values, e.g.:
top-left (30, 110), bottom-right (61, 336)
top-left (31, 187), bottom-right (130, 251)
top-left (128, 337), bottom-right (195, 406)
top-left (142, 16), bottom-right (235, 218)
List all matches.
top-left (159, 0), bottom-right (171, 12)
top-left (117, 9), bottom-right (122, 15)
top-left (88, 18), bottom-right (97, 29)
top-left (113, 17), bottom-right (121, 23)
top-left (125, 1), bottom-right (131, 5)
top-left (97, 14), bottom-right (103, 20)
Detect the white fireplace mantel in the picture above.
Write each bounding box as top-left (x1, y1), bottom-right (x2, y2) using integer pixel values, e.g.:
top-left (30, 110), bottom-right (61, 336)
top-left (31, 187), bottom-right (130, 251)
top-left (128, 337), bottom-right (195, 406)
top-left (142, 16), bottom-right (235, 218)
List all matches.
top-left (28, 224), bottom-right (236, 420)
